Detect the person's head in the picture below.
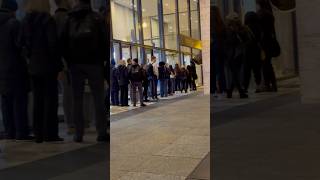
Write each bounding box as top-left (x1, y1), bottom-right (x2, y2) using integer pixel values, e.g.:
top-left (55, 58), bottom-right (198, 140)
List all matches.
top-left (54, 0), bottom-right (71, 9)
top-left (132, 58), bottom-right (138, 65)
top-left (127, 58), bottom-right (132, 65)
top-left (244, 11), bottom-right (259, 26)
top-left (119, 59), bottom-right (125, 66)
top-left (169, 65), bottom-right (173, 70)
top-left (25, 0), bottom-right (50, 13)
top-left (0, 0), bottom-right (18, 12)
top-left (226, 12), bottom-right (241, 31)
top-left (159, 61), bottom-right (165, 67)
top-left (151, 56), bottom-right (156, 63)
top-left (175, 63), bottom-right (180, 69)
top-left (256, 0), bottom-right (272, 12)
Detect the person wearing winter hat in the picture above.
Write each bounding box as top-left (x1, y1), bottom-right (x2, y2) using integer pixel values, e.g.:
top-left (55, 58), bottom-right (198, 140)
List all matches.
top-left (0, 0), bottom-right (33, 141)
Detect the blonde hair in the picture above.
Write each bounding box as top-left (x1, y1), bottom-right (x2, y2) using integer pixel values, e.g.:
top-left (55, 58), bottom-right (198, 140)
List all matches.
top-left (25, 0), bottom-right (51, 13)
top-left (119, 60), bottom-right (126, 66)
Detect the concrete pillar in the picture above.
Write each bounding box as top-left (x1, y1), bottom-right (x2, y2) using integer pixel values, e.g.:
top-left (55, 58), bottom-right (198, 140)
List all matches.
top-left (200, 0), bottom-right (210, 95)
top-left (296, 1), bottom-right (320, 103)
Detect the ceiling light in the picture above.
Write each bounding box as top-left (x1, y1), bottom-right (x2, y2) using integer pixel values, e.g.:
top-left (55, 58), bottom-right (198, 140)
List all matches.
top-left (142, 22), bottom-right (148, 28)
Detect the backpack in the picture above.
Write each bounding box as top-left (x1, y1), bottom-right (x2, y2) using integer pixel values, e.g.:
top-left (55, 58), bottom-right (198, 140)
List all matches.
top-left (67, 13), bottom-right (100, 62)
top-left (130, 66), bottom-right (142, 82)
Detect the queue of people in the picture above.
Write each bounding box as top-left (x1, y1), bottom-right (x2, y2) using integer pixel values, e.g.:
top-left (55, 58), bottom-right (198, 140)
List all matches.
top-left (0, 0), bottom-right (109, 143)
top-left (212, 0), bottom-right (280, 99)
top-left (110, 56), bottom-right (198, 107)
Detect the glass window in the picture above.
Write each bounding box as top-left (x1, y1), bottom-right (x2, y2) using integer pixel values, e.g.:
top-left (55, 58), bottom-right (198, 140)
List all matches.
top-left (165, 51), bottom-right (179, 66)
top-left (178, 0), bottom-right (190, 36)
top-left (190, 0), bottom-right (200, 39)
top-left (141, 0), bottom-right (160, 47)
top-left (163, 0), bottom-right (178, 50)
top-left (111, 0), bottom-right (138, 42)
top-left (113, 43), bottom-right (121, 62)
top-left (121, 44), bottom-right (131, 60)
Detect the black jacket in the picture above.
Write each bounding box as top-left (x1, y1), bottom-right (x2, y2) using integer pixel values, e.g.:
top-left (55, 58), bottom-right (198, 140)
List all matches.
top-left (128, 64), bottom-right (143, 82)
top-left (21, 12), bottom-right (62, 75)
top-left (0, 9), bottom-right (28, 93)
top-left (117, 65), bottom-right (129, 86)
top-left (62, 4), bottom-right (108, 66)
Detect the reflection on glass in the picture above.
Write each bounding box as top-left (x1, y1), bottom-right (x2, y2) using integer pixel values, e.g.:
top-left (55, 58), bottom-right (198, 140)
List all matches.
top-left (166, 51), bottom-right (179, 65)
top-left (122, 44), bottom-right (131, 60)
top-left (190, 0), bottom-right (200, 39)
top-left (113, 43), bottom-right (121, 62)
top-left (111, 0), bottom-right (138, 42)
top-left (141, 0), bottom-right (160, 47)
top-left (178, 0), bottom-right (189, 36)
top-left (163, 0), bottom-right (178, 50)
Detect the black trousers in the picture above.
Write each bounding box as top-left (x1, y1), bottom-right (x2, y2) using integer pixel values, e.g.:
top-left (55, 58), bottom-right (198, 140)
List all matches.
top-left (1, 79), bottom-right (29, 139)
top-left (263, 56), bottom-right (277, 90)
top-left (243, 51), bottom-right (262, 90)
top-left (119, 85), bottom-right (129, 106)
top-left (31, 73), bottom-right (59, 141)
top-left (143, 81), bottom-right (148, 100)
top-left (70, 64), bottom-right (108, 138)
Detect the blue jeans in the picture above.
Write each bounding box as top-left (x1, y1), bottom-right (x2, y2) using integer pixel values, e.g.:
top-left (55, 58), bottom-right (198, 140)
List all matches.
top-left (160, 79), bottom-right (168, 97)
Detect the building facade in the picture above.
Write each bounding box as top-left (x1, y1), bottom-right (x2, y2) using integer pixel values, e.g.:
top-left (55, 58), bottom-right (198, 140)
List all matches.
top-left (111, 0), bottom-right (204, 85)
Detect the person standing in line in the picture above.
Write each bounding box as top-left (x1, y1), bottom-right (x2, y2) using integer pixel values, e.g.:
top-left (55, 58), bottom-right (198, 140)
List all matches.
top-left (53, 0), bottom-right (74, 134)
top-left (151, 56), bottom-right (159, 100)
top-left (141, 64), bottom-right (149, 102)
top-left (146, 59), bottom-right (155, 100)
top-left (212, 6), bottom-right (227, 96)
top-left (190, 60), bottom-right (198, 91)
top-left (174, 63), bottom-right (181, 92)
top-left (61, 0), bottom-right (108, 143)
top-left (118, 60), bottom-right (129, 106)
top-left (126, 58), bottom-right (133, 102)
top-left (21, 0), bottom-right (64, 143)
top-left (165, 63), bottom-right (171, 96)
top-left (0, 0), bottom-right (32, 140)
top-left (224, 13), bottom-right (248, 99)
top-left (257, 0), bottom-right (280, 92)
top-left (158, 61), bottom-right (168, 98)
top-left (168, 65), bottom-right (176, 95)
top-left (110, 59), bottom-right (119, 106)
top-left (243, 11), bottom-right (263, 93)
top-left (186, 65), bottom-right (193, 91)
top-left (180, 66), bottom-right (188, 93)
top-left (128, 58), bottom-right (146, 107)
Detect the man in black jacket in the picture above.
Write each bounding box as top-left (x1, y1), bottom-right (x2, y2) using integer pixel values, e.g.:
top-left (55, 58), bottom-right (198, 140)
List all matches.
top-left (61, 0), bottom-right (108, 143)
top-left (128, 59), bottom-right (146, 107)
top-left (0, 0), bottom-right (31, 140)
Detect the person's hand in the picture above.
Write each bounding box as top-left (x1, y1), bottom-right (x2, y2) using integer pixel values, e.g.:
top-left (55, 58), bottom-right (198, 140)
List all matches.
top-left (57, 71), bottom-right (64, 81)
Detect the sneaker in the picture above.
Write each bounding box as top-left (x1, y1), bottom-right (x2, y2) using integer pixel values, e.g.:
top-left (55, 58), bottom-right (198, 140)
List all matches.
top-left (141, 103), bottom-right (146, 107)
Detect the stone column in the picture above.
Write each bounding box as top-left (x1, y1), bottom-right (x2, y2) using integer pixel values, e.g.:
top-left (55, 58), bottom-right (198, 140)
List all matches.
top-left (200, 0), bottom-right (210, 95)
top-left (296, 0), bottom-right (320, 103)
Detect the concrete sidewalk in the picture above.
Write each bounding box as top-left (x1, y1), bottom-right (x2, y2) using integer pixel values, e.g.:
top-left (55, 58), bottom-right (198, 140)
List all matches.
top-left (111, 92), bottom-right (210, 179)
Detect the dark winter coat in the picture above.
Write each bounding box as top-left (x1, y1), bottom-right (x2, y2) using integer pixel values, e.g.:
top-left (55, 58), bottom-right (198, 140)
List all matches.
top-left (0, 9), bottom-right (29, 93)
top-left (21, 12), bottom-right (62, 75)
top-left (61, 4), bottom-right (108, 65)
top-left (117, 64), bottom-right (129, 86)
top-left (128, 64), bottom-right (143, 82)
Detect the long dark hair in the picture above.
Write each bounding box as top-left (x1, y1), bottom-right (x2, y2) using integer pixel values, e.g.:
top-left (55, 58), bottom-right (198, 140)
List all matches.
top-left (212, 6), bottom-right (225, 35)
